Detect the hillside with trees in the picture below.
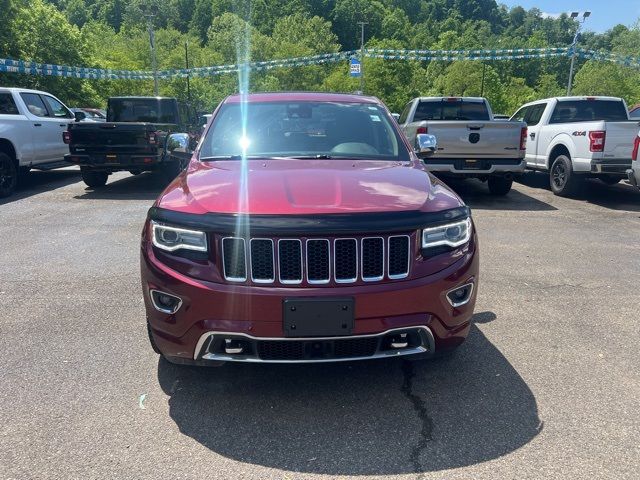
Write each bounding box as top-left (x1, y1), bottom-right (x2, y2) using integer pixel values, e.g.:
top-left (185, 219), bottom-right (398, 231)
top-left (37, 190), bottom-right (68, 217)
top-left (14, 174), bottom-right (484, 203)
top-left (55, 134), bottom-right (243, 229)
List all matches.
top-left (1, 0), bottom-right (639, 114)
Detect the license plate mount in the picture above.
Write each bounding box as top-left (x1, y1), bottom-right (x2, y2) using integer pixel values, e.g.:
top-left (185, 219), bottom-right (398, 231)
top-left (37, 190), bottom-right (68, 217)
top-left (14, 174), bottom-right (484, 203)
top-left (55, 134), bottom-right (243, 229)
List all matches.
top-left (283, 298), bottom-right (354, 337)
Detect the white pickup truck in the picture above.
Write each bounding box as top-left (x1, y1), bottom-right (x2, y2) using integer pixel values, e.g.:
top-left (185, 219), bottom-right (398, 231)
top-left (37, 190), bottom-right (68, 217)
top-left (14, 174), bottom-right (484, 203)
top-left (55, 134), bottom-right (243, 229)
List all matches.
top-left (511, 96), bottom-right (640, 196)
top-left (399, 97), bottom-right (527, 195)
top-left (0, 87), bottom-right (82, 198)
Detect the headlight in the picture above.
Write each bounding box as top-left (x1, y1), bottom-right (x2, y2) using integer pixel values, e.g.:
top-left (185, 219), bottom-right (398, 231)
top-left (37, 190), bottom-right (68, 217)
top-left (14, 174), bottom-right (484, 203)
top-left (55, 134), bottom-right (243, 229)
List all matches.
top-left (422, 217), bottom-right (472, 249)
top-left (151, 222), bottom-right (207, 252)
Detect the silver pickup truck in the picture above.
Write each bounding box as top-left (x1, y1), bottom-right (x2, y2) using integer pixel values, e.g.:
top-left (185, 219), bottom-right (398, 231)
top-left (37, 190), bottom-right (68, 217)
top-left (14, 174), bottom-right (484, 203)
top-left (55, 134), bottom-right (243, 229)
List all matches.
top-left (399, 97), bottom-right (527, 195)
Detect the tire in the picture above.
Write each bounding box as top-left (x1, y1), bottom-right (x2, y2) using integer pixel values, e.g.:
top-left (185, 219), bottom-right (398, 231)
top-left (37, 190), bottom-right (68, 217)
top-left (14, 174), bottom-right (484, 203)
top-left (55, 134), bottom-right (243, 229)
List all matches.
top-left (549, 154), bottom-right (582, 197)
top-left (598, 175), bottom-right (620, 186)
top-left (487, 176), bottom-right (513, 195)
top-left (0, 152), bottom-right (18, 198)
top-left (81, 167), bottom-right (108, 188)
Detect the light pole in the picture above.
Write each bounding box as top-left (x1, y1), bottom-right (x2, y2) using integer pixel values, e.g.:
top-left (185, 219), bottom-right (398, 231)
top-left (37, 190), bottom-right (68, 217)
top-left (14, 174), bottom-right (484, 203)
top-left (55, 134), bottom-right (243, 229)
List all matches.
top-left (357, 21), bottom-right (368, 94)
top-left (144, 12), bottom-right (159, 96)
top-left (566, 10), bottom-right (591, 96)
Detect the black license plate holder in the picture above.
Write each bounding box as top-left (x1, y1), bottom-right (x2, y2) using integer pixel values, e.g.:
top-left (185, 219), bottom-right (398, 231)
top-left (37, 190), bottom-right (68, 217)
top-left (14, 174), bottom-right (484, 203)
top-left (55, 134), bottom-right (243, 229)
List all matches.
top-left (283, 298), bottom-right (354, 337)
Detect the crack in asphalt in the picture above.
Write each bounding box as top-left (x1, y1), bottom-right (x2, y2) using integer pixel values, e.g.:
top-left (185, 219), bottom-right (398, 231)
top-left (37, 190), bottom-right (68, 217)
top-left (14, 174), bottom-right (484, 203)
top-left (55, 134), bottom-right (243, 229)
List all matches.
top-left (400, 360), bottom-right (434, 478)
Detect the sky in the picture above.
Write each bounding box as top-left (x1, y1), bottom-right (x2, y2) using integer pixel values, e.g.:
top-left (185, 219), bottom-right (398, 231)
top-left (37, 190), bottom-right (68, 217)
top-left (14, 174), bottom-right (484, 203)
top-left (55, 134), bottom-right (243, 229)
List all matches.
top-left (498, 0), bottom-right (638, 33)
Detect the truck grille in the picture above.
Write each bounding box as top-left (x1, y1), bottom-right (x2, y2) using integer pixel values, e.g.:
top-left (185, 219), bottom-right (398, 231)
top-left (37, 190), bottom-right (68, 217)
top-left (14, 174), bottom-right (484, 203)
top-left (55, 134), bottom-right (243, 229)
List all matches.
top-left (221, 235), bottom-right (411, 285)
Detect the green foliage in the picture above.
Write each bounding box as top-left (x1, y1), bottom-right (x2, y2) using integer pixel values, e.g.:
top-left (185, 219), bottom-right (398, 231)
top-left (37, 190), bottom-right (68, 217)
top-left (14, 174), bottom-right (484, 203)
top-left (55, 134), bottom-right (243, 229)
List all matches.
top-left (1, 0), bottom-right (640, 114)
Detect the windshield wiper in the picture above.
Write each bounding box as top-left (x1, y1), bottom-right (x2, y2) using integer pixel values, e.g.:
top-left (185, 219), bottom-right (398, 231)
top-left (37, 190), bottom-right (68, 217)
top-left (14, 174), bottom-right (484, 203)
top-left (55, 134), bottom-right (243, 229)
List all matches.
top-left (288, 154), bottom-right (333, 159)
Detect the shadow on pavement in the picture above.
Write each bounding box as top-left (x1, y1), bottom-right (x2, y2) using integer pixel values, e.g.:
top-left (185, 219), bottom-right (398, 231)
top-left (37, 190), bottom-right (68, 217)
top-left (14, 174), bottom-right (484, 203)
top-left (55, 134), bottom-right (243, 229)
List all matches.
top-left (0, 168), bottom-right (80, 206)
top-left (438, 176), bottom-right (557, 211)
top-left (517, 171), bottom-right (640, 212)
top-left (157, 314), bottom-right (541, 475)
top-left (73, 172), bottom-right (167, 201)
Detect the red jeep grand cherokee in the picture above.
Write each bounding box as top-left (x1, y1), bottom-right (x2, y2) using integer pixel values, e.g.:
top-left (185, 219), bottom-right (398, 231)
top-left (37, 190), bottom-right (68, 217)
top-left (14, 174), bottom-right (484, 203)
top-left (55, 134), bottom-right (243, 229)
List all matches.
top-left (141, 92), bottom-right (478, 365)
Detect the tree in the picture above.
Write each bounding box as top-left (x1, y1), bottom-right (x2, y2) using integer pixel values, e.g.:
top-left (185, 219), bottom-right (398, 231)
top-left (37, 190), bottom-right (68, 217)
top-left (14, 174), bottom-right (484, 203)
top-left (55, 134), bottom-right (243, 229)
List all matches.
top-left (573, 61), bottom-right (639, 105)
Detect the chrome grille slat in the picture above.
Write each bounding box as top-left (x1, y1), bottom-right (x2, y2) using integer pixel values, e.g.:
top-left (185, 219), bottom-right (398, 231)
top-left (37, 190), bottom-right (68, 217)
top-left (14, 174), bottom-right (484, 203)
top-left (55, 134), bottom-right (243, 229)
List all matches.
top-left (306, 239), bottom-right (330, 284)
top-left (334, 238), bottom-right (358, 283)
top-left (388, 235), bottom-right (410, 279)
top-left (222, 237), bottom-right (247, 282)
top-left (278, 239), bottom-right (303, 284)
top-left (250, 239), bottom-right (275, 283)
top-left (361, 237), bottom-right (384, 281)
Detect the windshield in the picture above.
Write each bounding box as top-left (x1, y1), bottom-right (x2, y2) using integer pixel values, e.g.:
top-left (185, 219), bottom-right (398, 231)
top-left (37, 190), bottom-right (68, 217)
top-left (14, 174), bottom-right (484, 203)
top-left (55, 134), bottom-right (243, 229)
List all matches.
top-left (200, 101), bottom-right (408, 161)
top-left (108, 98), bottom-right (179, 123)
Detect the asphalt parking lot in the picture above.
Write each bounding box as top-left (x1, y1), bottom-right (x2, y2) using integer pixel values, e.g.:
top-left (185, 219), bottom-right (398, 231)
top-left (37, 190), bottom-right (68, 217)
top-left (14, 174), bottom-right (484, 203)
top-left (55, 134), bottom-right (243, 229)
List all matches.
top-left (1, 169), bottom-right (639, 479)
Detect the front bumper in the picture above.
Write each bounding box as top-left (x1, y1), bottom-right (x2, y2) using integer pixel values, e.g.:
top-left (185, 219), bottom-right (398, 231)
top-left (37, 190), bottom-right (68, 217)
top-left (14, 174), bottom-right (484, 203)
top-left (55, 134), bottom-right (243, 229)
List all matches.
top-left (141, 235), bottom-right (479, 364)
top-left (423, 158), bottom-right (525, 176)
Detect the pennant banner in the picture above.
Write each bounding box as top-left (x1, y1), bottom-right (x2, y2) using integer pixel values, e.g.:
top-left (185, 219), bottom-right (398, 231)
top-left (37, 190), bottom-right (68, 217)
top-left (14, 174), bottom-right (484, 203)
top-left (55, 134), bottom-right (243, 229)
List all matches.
top-left (1, 47), bottom-right (638, 80)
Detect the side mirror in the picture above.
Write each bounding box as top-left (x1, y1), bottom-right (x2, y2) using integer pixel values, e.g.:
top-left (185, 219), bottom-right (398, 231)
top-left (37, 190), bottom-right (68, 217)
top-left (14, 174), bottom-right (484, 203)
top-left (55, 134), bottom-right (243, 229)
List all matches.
top-left (415, 133), bottom-right (438, 158)
top-left (166, 133), bottom-right (193, 161)
top-left (391, 113), bottom-right (400, 122)
top-left (74, 111), bottom-right (86, 122)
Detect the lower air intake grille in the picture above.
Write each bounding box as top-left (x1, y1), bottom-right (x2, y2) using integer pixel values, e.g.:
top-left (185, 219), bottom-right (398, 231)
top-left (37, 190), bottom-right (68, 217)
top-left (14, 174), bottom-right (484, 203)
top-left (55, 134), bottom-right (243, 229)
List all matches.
top-left (256, 337), bottom-right (380, 361)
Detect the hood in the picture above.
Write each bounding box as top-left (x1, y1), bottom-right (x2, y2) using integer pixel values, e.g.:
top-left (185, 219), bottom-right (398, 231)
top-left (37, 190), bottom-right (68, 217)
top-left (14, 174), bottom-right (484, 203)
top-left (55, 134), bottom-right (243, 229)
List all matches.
top-left (157, 159), bottom-right (463, 215)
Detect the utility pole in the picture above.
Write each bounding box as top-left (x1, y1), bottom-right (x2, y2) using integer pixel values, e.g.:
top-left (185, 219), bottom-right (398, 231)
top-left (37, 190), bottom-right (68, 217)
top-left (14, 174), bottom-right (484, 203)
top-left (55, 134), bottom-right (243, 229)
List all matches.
top-left (480, 62), bottom-right (486, 97)
top-left (567, 11), bottom-right (591, 96)
top-left (357, 21), bottom-right (368, 94)
top-left (145, 13), bottom-right (159, 96)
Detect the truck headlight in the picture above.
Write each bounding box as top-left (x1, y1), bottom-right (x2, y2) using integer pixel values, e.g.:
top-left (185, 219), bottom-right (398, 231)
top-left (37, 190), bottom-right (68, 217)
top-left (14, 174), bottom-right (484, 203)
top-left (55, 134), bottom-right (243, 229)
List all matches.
top-left (151, 222), bottom-right (207, 252)
top-left (422, 217), bottom-right (472, 249)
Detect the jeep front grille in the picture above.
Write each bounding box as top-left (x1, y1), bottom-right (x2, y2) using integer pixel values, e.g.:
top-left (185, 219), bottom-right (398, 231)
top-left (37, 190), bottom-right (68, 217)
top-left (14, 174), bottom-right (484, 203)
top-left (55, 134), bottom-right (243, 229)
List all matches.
top-left (221, 234), bottom-right (411, 285)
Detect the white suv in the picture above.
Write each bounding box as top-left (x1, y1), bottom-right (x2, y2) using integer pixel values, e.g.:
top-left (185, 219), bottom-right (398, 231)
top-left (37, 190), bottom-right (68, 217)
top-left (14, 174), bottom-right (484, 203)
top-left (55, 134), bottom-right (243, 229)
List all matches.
top-left (0, 87), bottom-right (78, 197)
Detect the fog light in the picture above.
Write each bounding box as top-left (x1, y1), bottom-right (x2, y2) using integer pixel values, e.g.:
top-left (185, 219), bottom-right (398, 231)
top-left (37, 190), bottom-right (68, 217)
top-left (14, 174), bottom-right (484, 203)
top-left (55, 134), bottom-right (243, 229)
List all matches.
top-left (150, 289), bottom-right (182, 314)
top-left (446, 283), bottom-right (474, 307)
top-left (224, 339), bottom-right (244, 354)
top-left (390, 333), bottom-right (409, 349)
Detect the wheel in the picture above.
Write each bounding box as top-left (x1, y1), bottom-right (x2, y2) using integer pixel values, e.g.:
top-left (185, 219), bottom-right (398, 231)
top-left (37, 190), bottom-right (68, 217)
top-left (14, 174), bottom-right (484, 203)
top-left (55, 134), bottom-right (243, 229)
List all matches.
top-left (0, 152), bottom-right (18, 198)
top-left (81, 167), bottom-right (108, 188)
top-left (487, 176), bottom-right (513, 195)
top-left (549, 154), bottom-right (582, 196)
top-left (598, 175), bottom-right (620, 186)
top-left (147, 321), bottom-right (162, 355)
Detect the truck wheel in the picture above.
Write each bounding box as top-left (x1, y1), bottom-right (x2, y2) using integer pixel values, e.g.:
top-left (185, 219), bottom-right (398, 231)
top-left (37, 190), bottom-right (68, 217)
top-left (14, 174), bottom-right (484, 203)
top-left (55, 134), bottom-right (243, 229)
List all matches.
top-left (0, 152), bottom-right (18, 198)
top-left (487, 176), bottom-right (513, 195)
top-left (598, 175), bottom-right (620, 186)
top-left (550, 154), bottom-right (582, 197)
top-left (81, 167), bottom-right (108, 188)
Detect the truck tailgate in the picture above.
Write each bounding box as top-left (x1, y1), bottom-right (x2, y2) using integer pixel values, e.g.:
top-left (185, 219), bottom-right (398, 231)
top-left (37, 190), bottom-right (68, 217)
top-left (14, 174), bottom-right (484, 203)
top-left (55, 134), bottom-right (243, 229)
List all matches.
top-left (405, 120), bottom-right (524, 158)
top-left (69, 123), bottom-right (154, 154)
top-left (603, 122), bottom-right (640, 159)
